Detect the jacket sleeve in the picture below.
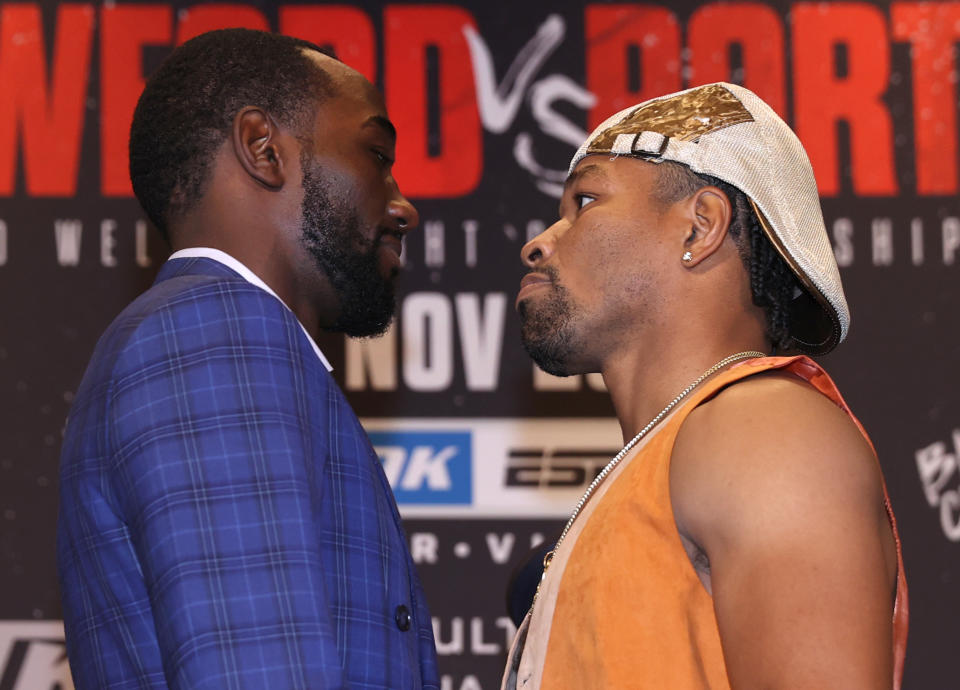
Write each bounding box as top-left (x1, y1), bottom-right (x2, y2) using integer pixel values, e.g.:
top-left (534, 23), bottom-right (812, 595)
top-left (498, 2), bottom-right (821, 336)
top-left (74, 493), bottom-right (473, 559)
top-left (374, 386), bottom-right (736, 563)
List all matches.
top-left (107, 285), bottom-right (346, 689)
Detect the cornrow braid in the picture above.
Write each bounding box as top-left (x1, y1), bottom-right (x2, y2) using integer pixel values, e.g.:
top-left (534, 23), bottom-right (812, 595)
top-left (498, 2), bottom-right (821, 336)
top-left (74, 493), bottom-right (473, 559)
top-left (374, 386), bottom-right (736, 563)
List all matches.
top-left (702, 174), bottom-right (799, 352)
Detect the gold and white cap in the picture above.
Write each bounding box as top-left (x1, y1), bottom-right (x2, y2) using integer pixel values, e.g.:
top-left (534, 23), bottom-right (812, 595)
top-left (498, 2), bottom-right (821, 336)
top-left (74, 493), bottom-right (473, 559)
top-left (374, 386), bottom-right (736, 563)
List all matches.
top-left (570, 82), bottom-right (848, 354)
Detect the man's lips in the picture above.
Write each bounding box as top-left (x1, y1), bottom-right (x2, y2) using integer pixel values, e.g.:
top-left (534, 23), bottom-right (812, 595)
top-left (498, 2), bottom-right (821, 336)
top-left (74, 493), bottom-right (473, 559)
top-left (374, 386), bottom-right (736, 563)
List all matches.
top-left (379, 231), bottom-right (403, 260)
top-left (516, 272), bottom-right (551, 307)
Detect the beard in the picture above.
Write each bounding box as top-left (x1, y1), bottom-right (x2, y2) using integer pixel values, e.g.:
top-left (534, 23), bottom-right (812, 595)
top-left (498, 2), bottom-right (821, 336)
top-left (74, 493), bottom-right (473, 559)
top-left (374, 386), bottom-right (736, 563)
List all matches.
top-left (299, 157), bottom-right (397, 338)
top-left (517, 268), bottom-right (582, 377)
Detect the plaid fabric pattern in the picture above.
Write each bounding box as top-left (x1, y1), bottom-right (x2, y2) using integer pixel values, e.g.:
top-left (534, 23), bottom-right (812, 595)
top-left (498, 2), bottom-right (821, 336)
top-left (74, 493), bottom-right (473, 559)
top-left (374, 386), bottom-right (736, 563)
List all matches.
top-left (58, 258), bottom-right (439, 689)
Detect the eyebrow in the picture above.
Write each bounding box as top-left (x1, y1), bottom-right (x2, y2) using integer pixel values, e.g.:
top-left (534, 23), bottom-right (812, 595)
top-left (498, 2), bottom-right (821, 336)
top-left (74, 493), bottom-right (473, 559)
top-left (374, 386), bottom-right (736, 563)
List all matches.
top-left (565, 164), bottom-right (608, 188)
top-left (363, 115), bottom-right (397, 142)
top-left (558, 164), bottom-right (609, 215)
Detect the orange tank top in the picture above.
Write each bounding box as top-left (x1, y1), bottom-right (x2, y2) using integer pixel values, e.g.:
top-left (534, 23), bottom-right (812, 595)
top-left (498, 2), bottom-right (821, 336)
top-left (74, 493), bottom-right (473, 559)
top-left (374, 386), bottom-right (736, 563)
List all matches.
top-left (502, 356), bottom-right (907, 690)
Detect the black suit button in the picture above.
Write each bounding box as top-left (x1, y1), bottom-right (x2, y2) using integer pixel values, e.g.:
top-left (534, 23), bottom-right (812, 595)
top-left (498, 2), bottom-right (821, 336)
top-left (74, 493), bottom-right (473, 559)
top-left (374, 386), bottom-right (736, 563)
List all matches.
top-left (394, 604), bottom-right (411, 631)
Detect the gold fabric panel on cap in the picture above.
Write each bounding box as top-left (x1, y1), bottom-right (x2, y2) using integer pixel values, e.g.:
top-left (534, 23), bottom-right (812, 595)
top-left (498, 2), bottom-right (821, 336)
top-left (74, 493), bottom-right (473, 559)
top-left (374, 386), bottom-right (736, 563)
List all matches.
top-left (587, 83), bottom-right (754, 152)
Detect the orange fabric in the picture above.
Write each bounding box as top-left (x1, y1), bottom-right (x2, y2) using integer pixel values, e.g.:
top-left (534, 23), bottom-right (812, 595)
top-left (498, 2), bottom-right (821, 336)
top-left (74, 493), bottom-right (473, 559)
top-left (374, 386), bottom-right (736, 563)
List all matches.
top-left (538, 356), bottom-right (907, 689)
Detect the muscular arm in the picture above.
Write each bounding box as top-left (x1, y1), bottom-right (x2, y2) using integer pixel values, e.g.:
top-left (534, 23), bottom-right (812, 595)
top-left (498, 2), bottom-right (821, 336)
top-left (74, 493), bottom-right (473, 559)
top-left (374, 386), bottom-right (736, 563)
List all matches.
top-left (671, 373), bottom-right (897, 689)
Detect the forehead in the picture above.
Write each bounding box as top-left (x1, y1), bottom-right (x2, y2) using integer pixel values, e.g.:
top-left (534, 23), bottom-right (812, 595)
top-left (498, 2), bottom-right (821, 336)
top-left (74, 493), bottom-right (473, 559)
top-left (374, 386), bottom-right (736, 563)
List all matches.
top-left (566, 155), bottom-right (660, 191)
top-left (302, 50), bottom-right (389, 129)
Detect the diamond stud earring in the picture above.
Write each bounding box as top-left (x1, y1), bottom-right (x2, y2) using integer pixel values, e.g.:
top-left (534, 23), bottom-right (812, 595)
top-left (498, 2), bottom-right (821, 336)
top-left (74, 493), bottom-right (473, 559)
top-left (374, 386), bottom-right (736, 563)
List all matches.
top-left (682, 251), bottom-right (693, 262)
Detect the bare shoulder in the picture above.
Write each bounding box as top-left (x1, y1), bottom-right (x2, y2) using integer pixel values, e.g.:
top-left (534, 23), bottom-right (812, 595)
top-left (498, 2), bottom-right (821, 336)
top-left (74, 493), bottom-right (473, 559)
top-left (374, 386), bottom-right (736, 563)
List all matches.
top-left (671, 370), bottom-right (889, 557)
top-left (671, 370), bottom-right (897, 687)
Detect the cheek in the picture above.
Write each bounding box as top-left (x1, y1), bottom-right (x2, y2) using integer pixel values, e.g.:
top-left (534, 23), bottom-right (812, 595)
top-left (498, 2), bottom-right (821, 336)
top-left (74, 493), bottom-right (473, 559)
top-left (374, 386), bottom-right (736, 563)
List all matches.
top-left (311, 154), bottom-right (371, 204)
top-left (567, 223), bottom-right (634, 273)
top-left (350, 172), bottom-right (391, 220)
top-left (572, 232), bottom-right (664, 305)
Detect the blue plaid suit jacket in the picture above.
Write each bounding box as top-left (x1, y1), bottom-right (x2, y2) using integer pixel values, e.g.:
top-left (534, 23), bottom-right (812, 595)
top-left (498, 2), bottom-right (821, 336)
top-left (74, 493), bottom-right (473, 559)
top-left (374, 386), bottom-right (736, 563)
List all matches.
top-left (58, 257), bottom-right (439, 689)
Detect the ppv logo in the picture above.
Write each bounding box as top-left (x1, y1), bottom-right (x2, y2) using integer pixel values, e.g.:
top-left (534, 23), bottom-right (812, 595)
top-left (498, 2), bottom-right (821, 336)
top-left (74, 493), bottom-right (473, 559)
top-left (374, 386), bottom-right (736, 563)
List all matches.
top-left (371, 431), bottom-right (472, 504)
top-left (0, 621), bottom-right (73, 689)
top-left (915, 428), bottom-right (960, 541)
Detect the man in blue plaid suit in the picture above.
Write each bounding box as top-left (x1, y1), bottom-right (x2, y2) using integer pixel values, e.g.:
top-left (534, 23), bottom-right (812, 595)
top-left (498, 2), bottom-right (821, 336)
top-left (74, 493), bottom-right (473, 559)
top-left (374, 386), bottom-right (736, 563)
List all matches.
top-left (57, 29), bottom-right (439, 689)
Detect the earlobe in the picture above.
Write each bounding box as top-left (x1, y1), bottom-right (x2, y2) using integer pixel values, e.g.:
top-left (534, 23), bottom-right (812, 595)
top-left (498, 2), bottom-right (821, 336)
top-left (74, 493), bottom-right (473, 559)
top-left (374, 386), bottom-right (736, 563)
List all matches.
top-left (232, 106), bottom-right (285, 189)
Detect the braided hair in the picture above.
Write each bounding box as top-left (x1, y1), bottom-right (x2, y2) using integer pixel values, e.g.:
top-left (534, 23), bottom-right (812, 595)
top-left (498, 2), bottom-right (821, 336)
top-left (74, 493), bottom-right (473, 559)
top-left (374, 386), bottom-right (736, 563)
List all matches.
top-left (653, 161), bottom-right (799, 352)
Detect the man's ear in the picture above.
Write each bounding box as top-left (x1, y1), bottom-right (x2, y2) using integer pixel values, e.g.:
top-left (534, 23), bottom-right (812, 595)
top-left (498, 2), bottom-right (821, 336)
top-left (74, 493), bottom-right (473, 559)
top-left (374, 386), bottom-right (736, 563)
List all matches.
top-left (231, 106), bottom-right (286, 189)
top-left (680, 186), bottom-right (732, 267)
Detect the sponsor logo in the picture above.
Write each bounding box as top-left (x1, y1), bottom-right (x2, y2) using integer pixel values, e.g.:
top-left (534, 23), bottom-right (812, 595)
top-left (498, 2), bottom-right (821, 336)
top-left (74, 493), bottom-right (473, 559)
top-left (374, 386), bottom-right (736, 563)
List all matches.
top-left (371, 430), bottom-right (472, 505)
top-left (915, 428), bottom-right (960, 541)
top-left (0, 621), bottom-right (73, 689)
top-left (363, 418), bottom-right (622, 517)
top-left (504, 447), bottom-right (619, 488)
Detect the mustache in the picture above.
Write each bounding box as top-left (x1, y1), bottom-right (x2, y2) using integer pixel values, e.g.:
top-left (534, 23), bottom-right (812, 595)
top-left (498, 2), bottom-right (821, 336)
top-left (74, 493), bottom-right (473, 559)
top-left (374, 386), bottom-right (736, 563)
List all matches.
top-left (350, 229), bottom-right (385, 254)
top-left (531, 264), bottom-right (560, 283)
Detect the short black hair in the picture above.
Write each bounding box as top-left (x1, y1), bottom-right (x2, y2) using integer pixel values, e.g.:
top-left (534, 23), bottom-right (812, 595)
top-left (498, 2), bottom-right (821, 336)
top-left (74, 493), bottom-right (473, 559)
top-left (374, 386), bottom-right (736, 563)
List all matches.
top-left (653, 161), bottom-right (801, 352)
top-left (129, 28), bottom-right (335, 241)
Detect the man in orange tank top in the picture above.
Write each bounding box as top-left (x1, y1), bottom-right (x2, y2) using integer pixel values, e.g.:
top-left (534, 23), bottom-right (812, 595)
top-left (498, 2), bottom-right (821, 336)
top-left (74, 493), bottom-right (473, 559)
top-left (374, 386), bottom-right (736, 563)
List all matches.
top-left (505, 84), bottom-right (907, 690)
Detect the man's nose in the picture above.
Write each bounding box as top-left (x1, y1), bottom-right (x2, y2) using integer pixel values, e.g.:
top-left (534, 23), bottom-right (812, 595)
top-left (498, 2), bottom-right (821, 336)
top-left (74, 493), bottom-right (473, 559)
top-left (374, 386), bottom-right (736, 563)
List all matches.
top-left (387, 192), bottom-right (419, 234)
top-left (520, 220), bottom-right (562, 267)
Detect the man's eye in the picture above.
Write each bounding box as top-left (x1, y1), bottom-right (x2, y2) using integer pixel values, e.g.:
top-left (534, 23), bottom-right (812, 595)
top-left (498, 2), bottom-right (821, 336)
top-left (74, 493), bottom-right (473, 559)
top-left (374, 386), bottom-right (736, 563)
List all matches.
top-left (373, 149), bottom-right (394, 166)
top-left (577, 194), bottom-right (596, 209)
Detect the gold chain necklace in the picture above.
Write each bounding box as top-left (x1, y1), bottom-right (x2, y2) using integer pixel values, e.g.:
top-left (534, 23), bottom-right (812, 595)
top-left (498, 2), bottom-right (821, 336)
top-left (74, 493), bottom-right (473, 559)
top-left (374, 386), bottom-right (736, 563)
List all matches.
top-left (532, 350), bottom-right (767, 609)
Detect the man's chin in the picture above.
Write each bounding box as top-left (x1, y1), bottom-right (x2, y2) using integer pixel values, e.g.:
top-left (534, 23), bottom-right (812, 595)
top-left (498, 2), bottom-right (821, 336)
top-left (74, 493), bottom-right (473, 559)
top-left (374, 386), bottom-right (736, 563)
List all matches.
top-left (519, 335), bottom-right (572, 378)
top-left (534, 360), bottom-right (573, 378)
top-left (335, 300), bottom-right (396, 338)
top-left (336, 318), bottom-right (393, 339)
top-left (344, 324), bottom-right (392, 338)
top-left (327, 259), bottom-right (398, 336)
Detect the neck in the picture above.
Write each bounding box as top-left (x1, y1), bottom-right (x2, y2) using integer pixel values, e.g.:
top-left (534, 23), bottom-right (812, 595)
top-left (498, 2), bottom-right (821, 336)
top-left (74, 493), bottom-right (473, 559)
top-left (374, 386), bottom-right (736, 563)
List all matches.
top-left (600, 331), bottom-right (768, 443)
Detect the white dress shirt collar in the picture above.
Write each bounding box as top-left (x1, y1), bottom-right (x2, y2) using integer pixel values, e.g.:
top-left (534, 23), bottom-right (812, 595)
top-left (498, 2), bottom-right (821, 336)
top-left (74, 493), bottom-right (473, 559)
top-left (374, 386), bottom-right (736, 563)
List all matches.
top-left (168, 247), bottom-right (333, 372)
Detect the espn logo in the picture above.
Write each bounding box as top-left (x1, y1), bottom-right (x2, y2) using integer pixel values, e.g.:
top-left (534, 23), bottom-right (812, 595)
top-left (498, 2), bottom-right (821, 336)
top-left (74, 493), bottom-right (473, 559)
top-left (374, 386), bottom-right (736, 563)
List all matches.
top-left (505, 448), bottom-right (619, 488)
top-left (371, 431), bottom-right (472, 504)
